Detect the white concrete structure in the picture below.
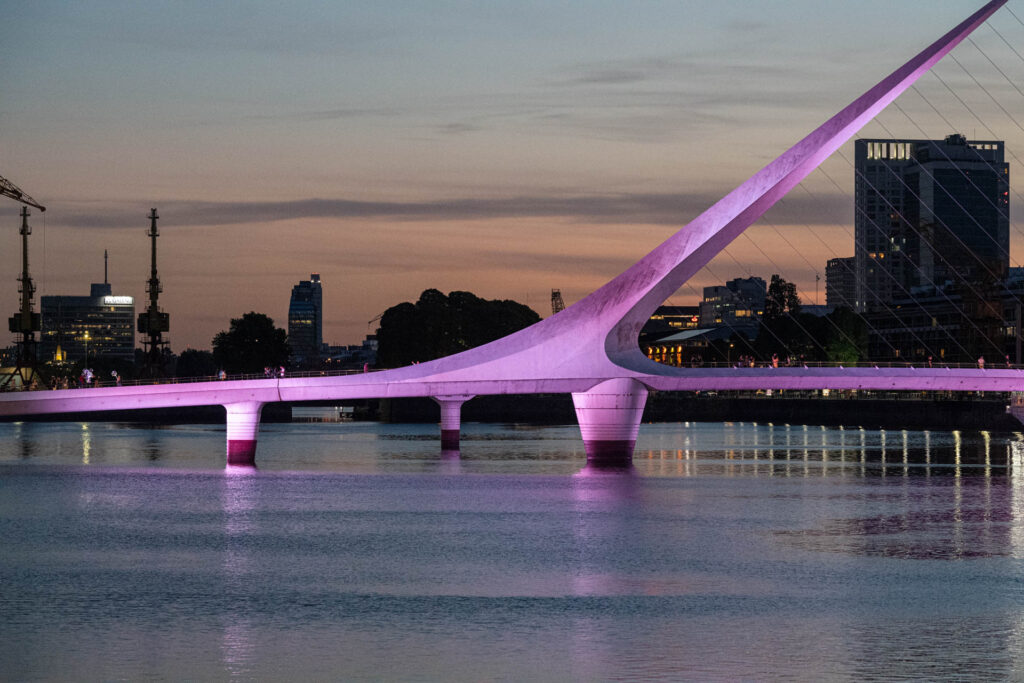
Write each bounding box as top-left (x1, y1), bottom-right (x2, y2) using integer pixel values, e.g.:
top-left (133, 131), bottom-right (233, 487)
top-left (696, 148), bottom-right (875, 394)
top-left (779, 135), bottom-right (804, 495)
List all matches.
top-left (0, 0), bottom-right (1011, 466)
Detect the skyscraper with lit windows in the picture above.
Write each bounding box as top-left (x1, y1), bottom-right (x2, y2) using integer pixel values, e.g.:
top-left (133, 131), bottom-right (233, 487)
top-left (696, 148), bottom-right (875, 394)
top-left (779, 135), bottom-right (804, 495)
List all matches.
top-left (288, 273), bottom-right (323, 367)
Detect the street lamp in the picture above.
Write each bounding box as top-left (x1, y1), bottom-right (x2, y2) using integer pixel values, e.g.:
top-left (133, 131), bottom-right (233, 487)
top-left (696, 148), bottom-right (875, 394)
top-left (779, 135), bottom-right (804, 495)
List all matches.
top-left (83, 331), bottom-right (90, 367)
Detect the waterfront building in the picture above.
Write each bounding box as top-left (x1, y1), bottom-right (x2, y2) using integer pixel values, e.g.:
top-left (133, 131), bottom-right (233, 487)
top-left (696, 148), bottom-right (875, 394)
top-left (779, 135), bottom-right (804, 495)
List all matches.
top-left (863, 285), bottom-right (1008, 363)
top-left (324, 335), bottom-right (378, 370)
top-left (643, 326), bottom-right (736, 367)
top-left (699, 277), bottom-right (765, 335)
top-left (288, 273), bottom-right (323, 368)
top-left (40, 283), bottom-right (135, 363)
top-left (854, 134), bottom-right (1009, 311)
top-left (640, 305), bottom-right (700, 348)
top-left (825, 256), bottom-right (857, 309)
top-left (648, 305), bottom-right (700, 331)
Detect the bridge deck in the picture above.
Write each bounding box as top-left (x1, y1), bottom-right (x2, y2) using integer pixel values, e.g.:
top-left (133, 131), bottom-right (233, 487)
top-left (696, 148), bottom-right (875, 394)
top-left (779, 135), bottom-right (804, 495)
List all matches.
top-left (1, 366), bottom-right (1022, 418)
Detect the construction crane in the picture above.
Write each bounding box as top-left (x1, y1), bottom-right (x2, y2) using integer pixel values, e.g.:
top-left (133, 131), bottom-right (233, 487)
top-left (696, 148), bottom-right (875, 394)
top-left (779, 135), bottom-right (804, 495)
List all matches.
top-left (0, 173), bottom-right (45, 212)
top-left (2, 172), bottom-right (45, 389)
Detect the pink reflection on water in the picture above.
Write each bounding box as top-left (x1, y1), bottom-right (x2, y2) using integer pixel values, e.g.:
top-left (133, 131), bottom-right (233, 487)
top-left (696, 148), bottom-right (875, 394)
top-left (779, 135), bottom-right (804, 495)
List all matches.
top-left (569, 463), bottom-right (638, 676)
top-left (221, 467), bottom-right (259, 676)
top-left (440, 449), bottom-right (463, 474)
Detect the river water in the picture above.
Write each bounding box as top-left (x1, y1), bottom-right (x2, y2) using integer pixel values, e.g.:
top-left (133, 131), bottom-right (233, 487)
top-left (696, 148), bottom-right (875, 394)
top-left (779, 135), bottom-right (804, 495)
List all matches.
top-left (4, 419), bottom-right (1024, 681)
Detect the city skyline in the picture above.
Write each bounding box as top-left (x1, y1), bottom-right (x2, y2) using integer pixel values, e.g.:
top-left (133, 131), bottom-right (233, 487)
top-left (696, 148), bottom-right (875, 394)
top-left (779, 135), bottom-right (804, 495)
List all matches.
top-left (3, 1), bottom-right (1024, 351)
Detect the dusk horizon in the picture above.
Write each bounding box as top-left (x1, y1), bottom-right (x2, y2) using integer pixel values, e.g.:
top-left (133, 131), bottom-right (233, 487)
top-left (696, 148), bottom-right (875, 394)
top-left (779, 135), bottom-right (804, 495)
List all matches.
top-left (4, 0), bottom-right (1023, 352)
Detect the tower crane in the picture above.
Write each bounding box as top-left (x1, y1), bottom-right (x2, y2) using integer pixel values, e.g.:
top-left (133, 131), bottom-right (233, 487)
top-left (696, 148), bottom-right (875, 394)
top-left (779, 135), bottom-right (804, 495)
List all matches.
top-left (1, 172), bottom-right (45, 389)
top-left (0, 173), bottom-right (45, 212)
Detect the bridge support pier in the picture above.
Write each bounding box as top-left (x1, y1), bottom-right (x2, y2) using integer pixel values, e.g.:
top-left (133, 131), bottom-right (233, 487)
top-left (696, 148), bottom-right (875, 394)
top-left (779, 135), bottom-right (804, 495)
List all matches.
top-left (432, 395), bottom-right (474, 451)
top-left (572, 378), bottom-right (648, 467)
top-left (225, 401), bottom-right (264, 467)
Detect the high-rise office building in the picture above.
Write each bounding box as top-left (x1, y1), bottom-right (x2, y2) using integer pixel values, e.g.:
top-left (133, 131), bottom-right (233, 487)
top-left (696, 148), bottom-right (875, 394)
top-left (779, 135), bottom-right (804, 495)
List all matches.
top-left (288, 273), bottom-right (323, 367)
top-left (40, 283), bottom-right (135, 363)
top-left (854, 134), bottom-right (1009, 310)
top-left (825, 257), bottom-right (857, 309)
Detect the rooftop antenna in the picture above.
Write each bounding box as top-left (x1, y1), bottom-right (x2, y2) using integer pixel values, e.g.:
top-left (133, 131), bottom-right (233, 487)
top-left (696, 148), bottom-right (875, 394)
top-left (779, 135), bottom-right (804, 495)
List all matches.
top-left (104, 249), bottom-right (108, 285)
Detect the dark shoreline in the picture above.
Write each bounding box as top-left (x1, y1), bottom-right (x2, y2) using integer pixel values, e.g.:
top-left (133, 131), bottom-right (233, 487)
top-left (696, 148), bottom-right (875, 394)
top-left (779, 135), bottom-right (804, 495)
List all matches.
top-left (380, 393), bottom-right (1021, 431)
top-left (2, 393), bottom-right (1019, 432)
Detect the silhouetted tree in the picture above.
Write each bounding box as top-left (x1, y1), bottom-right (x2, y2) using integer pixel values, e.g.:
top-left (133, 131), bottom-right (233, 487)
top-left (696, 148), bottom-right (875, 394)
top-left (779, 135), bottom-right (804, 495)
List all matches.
top-left (212, 312), bottom-right (290, 374)
top-left (764, 274), bottom-right (801, 320)
top-left (823, 306), bottom-right (867, 363)
top-left (376, 289), bottom-right (540, 367)
top-left (175, 349), bottom-right (217, 378)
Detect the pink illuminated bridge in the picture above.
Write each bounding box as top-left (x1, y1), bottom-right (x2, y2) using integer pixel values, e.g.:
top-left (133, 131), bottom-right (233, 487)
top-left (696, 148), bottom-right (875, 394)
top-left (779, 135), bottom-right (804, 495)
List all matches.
top-left (0, 0), bottom-right (1016, 467)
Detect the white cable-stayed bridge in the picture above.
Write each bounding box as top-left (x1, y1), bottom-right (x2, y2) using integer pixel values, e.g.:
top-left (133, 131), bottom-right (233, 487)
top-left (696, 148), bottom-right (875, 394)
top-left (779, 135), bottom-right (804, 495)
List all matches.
top-left (2, 0), bottom-right (1023, 468)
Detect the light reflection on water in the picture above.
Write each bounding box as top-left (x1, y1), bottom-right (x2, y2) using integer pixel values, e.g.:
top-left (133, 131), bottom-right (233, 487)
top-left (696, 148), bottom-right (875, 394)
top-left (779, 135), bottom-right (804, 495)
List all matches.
top-left (5, 421), bottom-right (1024, 679)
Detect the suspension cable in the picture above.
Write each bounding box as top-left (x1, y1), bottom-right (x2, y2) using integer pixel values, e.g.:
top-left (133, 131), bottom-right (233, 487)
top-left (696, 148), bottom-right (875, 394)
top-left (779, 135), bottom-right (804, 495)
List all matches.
top-left (906, 84), bottom-right (1024, 241)
top-left (967, 36), bottom-right (1024, 100)
top-left (788, 182), bottom-right (914, 355)
top-left (891, 99), bottom-right (1015, 246)
top-left (770, 193), bottom-right (901, 354)
top-left (918, 74), bottom-right (1024, 245)
top-left (839, 148), bottom-right (1007, 359)
top-left (817, 161), bottom-right (979, 360)
top-left (988, 23), bottom-right (1024, 65)
top-left (698, 260), bottom-right (794, 359)
top-left (1006, 6), bottom-right (1024, 29)
top-left (718, 241), bottom-right (829, 358)
top-left (731, 222), bottom-right (875, 360)
top-left (681, 273), bottom-right (761, 364)
top-left (949, 53), bottom-right (1024, 134)
top-left (873, 116), bottom-right (1017, 295)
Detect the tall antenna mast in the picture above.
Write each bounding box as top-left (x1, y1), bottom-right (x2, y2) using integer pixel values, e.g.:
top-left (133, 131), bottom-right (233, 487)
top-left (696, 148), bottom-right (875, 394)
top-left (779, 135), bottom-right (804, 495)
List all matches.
top-left (137, 208), bottom-right (169, 377)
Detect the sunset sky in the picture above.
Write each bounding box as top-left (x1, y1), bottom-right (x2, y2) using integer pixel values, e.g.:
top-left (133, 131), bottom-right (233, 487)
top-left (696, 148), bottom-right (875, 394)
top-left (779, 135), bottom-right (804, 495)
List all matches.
top-left (3, 0), bottom-right (1023, 352)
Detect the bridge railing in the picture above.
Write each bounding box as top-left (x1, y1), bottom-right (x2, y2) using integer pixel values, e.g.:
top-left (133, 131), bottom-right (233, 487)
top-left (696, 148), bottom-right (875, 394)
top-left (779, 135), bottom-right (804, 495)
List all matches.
top-left (1, 367), bottom-right (381, 392)
top-left (4, 360), bottom-right (1022, 393)
top-left (654, 361), bottom-right (1021, 371)
top-left (665, 388), bottom-right (1011, 402)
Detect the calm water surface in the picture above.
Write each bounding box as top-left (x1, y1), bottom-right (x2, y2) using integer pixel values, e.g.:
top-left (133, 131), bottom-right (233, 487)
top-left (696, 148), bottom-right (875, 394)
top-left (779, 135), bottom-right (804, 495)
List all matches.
top-left (4, 419), bottom-right (1024, 681)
